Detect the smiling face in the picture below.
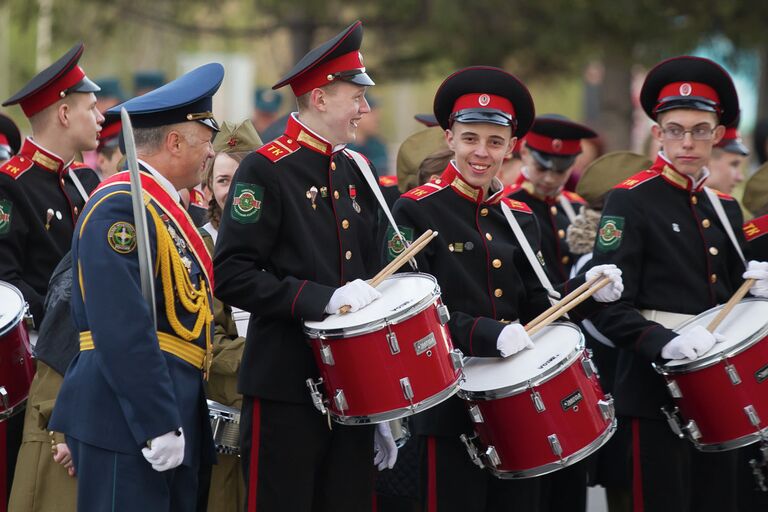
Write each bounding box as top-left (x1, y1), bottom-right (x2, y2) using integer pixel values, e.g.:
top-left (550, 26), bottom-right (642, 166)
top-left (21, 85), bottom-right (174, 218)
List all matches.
top-left (315, 81), bottom-right (371, 146)
top-left (652, 109), bottom-right (725, 178)
top-left (212, 152), bottom-right (239, 210)
top-left (445, 121), bottom-right (516, 194)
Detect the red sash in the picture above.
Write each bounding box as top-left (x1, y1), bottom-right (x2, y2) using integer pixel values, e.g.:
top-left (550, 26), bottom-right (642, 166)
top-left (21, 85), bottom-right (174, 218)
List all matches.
top-left (96, 171), bottom-right (214, 287)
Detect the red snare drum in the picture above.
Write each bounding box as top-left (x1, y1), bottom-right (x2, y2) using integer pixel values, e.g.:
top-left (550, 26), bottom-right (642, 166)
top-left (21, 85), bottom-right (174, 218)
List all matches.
top-left (654, 298), bottom-right (768, 451)
top-left (303, 273), bottom-right (463, 424)
top-left (458, 322), bottom-right (616, 478)
top-left (0, 281), bottom-right (35, 421)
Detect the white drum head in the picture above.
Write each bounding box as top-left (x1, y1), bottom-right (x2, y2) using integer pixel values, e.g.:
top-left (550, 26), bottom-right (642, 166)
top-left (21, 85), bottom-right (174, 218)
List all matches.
top-left (666, 299), bottom-right (768, 367)
top-left (460, 323), bottom-right (583, 393)
top-left (0, 281), bottom-right (24, 333)
top-left (304, 273), bottom-right (437, 332)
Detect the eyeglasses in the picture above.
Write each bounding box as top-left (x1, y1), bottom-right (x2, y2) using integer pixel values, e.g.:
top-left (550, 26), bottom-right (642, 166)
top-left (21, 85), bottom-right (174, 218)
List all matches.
top-left (661, 125), bottom-right (715, 141)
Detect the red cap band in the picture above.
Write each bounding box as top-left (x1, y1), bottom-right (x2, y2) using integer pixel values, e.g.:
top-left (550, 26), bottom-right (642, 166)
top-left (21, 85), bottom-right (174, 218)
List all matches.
top-left (656, 81), bottom-right (720, 109)
top-left (452, 93), bottom-right (515, 117)
top-left (289, 51), bottom-right (365, 97)
top-left (19, 65), bottom-right (86, 117)
top-left (720, 126), bottom-right (739, 141)
top-left (524, 131), bottom-right (582, 155)
top-left (99, 120), bottom-right (122, 142)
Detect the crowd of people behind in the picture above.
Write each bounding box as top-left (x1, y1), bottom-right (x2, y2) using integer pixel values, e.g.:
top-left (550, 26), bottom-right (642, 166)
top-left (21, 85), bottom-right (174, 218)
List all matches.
top-left (3, 19), bottom-right (768, 512)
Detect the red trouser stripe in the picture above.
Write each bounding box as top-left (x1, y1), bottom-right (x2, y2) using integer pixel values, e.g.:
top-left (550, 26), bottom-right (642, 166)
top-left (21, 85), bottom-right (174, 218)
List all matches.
top-left (632, 418), bottom-right (644, 512)
top-left (247, 399), bottom-right (261, 512)
top-left (427, 436), bottom-right (437, 512)
top-left (0, 420), bottom-right (7, 512)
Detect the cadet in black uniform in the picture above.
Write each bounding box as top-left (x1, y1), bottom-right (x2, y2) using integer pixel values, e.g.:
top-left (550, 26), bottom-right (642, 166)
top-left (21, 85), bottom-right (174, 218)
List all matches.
top-left (508, 115), bottom-right (597, 283)
top-left (214, 21), bottom-right (397, 512)
top-left (388, 66), bottom-right (624, 512)
top-left (0, 43), bottom-right (101, 510)
top-left (589, 55), bottom-right (768, 512)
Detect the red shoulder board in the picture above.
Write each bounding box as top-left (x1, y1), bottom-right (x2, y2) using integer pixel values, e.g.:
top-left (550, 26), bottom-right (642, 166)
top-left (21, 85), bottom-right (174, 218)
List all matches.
top-left (256, 135), bottom-right (300, 163)
top-left (744, 215), bottom-right (768, 242)
top-left (613, 169), bottom-right (658, 190)
top-left (402, 182), bottom-right (445, 201)
top-left (711, 188), bottom-right (735, 201)
top-left (0, 154), bottom-right (34, 180)
top-left (505, 183), bottom-right (524, 195)
top-left (379, 175), bottom-right (397, 187)
top-left (502, 197), bottom-right (533, 214)
top-left (69, 161), bottom-right (90, 170)
top-left (189, 188), bottom-right (205, 207)
top-left (562, 190), bottom-right (587, 204)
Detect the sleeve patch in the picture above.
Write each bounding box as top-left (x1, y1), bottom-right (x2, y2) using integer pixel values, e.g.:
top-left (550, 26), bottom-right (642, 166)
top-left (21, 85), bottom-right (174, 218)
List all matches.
top-left (107, 221), bottom-right (137, 254)
top-left (0, 199), bottom-right (12, 235)
top-left (231, 182), bottom-right (264, 224)
top-left (385, 225), bottom-right (414, 261)
top-left (596, 215), bottom-right (625, 252)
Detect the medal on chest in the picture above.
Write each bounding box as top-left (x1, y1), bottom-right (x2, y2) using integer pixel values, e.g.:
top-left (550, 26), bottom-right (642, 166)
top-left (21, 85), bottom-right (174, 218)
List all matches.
top-left (349, 184), bottom-right (361, 213)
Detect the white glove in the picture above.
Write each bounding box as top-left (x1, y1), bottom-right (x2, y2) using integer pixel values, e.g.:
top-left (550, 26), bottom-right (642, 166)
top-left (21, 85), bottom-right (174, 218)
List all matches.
top-left (373, 422), bottom-right (398, 471)
top-left (661, 325), bottom-right (726, 360)
top-left (141, 428), bottom-right (185, 472)
top-left (743, 260), bottom-right (768, 298)
top-left (325, 279), bottom-right (382, 314)
top-left (496, 323), bottom-right (535, 358)
top-left (586, 264), bottom-right (624, 303)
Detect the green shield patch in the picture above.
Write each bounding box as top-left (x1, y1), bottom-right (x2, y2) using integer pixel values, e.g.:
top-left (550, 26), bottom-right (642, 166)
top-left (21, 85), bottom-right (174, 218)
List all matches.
top-left (386, 225), bottom-right (414, 261)
top-left (596, 215), bottom-right (625, 252)
top-left (0, 200), bottom-right (12, 235)
top-left (231, 183), bottom-right (264, 224)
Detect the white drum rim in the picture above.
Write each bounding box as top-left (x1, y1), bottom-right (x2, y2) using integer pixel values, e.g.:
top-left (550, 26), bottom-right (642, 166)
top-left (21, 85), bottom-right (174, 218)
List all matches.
top-left (0, 281), bottom-right (26, 338)
top-left (654, 298), bottom-right (768, 374)
top-left (687, 425), bottom-right (768, 452)
top-left (303, 273), bottom-right (442, 339)
top-left (458, 322), bottom-right (585, 401)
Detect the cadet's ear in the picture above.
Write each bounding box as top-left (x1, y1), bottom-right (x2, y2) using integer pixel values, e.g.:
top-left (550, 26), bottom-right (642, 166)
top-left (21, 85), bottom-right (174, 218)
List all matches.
top-left (711, 125), bottom-right (726, 146)
top-left (57, 102), bottom-right (70, 128)
top-left (310, 88), bottom-right (327, 113)
top-left (166, 129), bottom-right (184, 154)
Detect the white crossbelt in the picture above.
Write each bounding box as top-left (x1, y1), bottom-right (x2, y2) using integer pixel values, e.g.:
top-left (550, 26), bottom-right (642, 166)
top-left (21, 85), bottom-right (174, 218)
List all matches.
top-left (704, 186), bottom-right (746, 268)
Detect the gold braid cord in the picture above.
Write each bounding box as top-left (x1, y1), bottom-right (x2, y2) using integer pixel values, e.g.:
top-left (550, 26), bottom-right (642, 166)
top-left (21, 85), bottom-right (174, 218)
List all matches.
top-left (148, 204), bottom-right (214, 378)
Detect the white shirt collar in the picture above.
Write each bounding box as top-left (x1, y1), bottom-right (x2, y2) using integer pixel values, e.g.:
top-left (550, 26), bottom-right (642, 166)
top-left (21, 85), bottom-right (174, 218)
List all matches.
top-left (138, 159), bottom-right (181, 203)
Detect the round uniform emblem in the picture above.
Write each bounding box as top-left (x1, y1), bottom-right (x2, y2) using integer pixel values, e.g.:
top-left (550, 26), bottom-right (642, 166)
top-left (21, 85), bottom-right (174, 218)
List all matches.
top-left (679, 83), bottom-right (692, 96)
top-left (107, 221), bottom-right (137, 254)
top-left (234, 191), bottom-right (257, 213)
top-left (478, 94), bottom-right (491, 106)
top-left (552, 139), bottom-right (563, 152)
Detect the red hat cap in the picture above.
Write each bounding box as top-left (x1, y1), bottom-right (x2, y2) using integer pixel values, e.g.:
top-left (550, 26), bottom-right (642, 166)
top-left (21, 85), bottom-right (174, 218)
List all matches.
top-left (524, 132), bottom-right (582, 156)
top-left (655, 81), bottom-right (720, 115)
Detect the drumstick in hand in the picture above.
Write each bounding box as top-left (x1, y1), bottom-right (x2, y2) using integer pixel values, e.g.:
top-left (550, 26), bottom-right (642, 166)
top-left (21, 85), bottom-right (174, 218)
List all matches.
top-left (526, 277), bottom-right (612, 337)
top-left (706, 278), bottom-right (754, 333)
top-left (525, 274), bottom-right (603, 331)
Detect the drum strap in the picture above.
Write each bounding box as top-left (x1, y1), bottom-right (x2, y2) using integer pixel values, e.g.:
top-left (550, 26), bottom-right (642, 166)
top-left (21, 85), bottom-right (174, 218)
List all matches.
top-left (704, 187), bottom-right (746, 268)
top-left (501, 202), bottom-right (560, 304)
top-left (345, 149), bottom-right (417, 270)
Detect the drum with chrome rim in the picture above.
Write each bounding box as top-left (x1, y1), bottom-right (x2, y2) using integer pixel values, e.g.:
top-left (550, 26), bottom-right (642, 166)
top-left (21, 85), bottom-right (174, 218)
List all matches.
top-left (207, 399), bottom-right (241, 455)
top-left (0, 281), bottom-right (35, 421)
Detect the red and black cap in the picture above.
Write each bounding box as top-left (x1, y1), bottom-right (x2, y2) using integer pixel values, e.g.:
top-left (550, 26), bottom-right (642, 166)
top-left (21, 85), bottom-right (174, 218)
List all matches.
top-left (2, 43), bottom-right (100, 118)
top-left (433, 66), bottom-right (534, 138)
top-left (715, 116), bottom-right (748, 156)
top-left (97, 116), bottom-right (121, 152)
top-left (273, 21), bottom-right (374, 97)
top-left (0, 113), bottom-right (21, 160)
top-left (640, 56), bottom-right (739, 126)
top-left (524, 114), bottom-right (596, 171)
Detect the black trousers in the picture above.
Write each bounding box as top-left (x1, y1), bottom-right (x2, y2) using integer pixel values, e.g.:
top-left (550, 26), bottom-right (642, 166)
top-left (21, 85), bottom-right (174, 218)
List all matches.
top-left (240, 396), bottom-right (375, 512)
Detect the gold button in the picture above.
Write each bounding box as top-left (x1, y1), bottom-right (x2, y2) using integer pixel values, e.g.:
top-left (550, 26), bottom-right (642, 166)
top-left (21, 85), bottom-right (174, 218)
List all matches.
top-left (702, 219), bottom-right (711, 228)
top-left (434, 179), bottom-right (442, 184)
top-left (494, 288), bottom-right (503, 298)
top-left (331, 161), bottom-right (336, 171)
top-left (550, 206), bottom-right (558, 215)
top-left (691, 196), bottom-right (698, 205)
top-left (485, 233), bottom-right (493, 241)
top-left (492, 259), bottom-right (502, 269)
top-left (345, 250), bottom-right (352, 260)
top-left (74, 206), bottom-right (78, 215)
top-left (19, 157), bottom-right (24, 162)
top-left (710, 274), bottom-right (717, 284)
top-left (558, 229), bottom-right (565, 239)
top-left (334, 190), bottom-right (340, 199)
top-left (709, 247), bottom-right (718, 256)
top-left (480, 208), bottom-right (489, 217)
top-left (561, 256), bottom-right (570, 265)
top-left (286, 139), bottom-right (293, 144)
top-left (342, 219), bottom-right (350, 229)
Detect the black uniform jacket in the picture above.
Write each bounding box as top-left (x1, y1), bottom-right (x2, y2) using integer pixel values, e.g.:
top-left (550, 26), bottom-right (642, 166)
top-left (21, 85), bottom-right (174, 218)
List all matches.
top-left (590, 154), bottom-right (747, 419)
top-left (0, 138), bottom-right (99, 324)
top-left (213, 114), bottom-right (382, 404)
top-left (508, 177), bottom-right (587, 283)
top-left (389, 162), bottom-right (591, 436)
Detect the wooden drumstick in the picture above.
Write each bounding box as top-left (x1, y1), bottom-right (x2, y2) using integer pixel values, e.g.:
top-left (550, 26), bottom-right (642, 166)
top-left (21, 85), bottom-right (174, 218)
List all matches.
top-left (338, 230), bottom-right (438, 314)
top-left (525, 274), bottom-right (603, 331)
top-left (706, 278), bottom-right (755, 333)
top-left (526, 277), bottom-right (612, 337)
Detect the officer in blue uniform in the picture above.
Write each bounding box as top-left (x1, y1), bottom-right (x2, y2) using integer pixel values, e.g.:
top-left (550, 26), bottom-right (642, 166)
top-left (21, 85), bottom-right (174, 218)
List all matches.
top-left (49, 63), bottom-right (223, 512)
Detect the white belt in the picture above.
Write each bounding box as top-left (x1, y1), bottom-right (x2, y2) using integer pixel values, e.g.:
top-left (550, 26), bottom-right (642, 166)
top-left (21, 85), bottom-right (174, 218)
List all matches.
top-left (640, 309), bottom-right (695, 330)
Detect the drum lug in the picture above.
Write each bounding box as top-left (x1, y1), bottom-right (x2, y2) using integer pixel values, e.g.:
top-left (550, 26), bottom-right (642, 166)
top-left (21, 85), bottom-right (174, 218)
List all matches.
top-left (548, 434), bottom-right (563, 459)
top-left (386, 330), bottom-right (400, 355)
top-left (598, 394), bottom-right (615, 422)
top-left (666, 379), bottom-right (683, 399)
top-left (23, 303), bottom-right (34, 330)
top-left (581, 355), bottom-right (598, 378)
top-left (530, 389), bottom-right (546, 413)
top-left (333, 389), bottom-right (349, 413)
top-left (483, 445), bottom-right (501, 468)
top-left (437, 304), bottom-right (451, 325)
top-left (319, 343), bottom-right (335, 366)
top-left (661, 406), bottom-right (685, 439)
top-left (450, 348), bottom-right (464, 370)
top-left (0, 387), bottom-right (8, 411)
top-left (305, 378), bottom-right (327, 415)
top-left (685, 419), bottom-right (702, 441)
top-left (468, 404), bottom-right (484, 423)
top-left (400, 377), bottom-right (415, 403)
top-left (745, 405), bottom-right (762, 428)
top-left (725, 363), bottom-right (742, 385)
top-left (459, 433), bottom-right (485, 468)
